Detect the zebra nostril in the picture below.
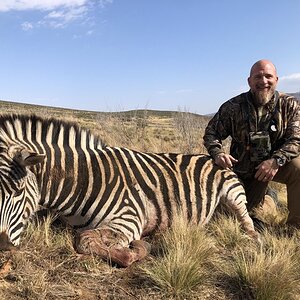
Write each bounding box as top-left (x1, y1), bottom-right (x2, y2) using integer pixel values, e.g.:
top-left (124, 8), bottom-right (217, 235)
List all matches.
top-left (0, 232), bottom-right (15, 251)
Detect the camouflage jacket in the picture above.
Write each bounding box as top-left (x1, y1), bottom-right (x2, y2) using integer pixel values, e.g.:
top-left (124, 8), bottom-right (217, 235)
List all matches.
top-left (203, 91), bottom-right (300, 179)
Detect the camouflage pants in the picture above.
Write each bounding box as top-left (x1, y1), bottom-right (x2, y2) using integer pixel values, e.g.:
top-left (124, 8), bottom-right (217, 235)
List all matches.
top-left (242, 155), bottom-right (300, 228)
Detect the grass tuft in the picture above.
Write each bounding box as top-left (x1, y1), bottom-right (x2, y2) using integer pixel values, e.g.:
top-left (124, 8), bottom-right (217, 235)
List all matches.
top-left (140, 211), bottom-right (218, 298)
top-left (220, 229), bottom-right (300, 300)
top-left (208, 215), bottom-right (251, 250)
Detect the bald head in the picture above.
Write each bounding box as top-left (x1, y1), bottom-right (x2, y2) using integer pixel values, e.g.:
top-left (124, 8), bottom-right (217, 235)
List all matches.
top-left (250, 59), bottom-right (277, 77)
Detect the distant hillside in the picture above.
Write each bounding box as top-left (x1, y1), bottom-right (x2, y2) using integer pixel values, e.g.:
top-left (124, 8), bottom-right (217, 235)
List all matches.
top-left (0, 99), bottom-right (208, 120)
top-left (288, 92), bottom-right (300, 100)
top-left (0, 99), bottom-right (210, 137)
top-left (0, 98), bottom-right (212, 154)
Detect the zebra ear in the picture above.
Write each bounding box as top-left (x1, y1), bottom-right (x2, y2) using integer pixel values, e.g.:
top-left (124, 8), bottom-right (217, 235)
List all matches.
top-left (8, 146), bottom-right (45, 166)
top-left (19, 149), bottom-right (45, 166)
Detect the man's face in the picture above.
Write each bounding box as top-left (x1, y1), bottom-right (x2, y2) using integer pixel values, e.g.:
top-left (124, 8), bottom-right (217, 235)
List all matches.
top-left (248, 63), bottom-right (278, 106)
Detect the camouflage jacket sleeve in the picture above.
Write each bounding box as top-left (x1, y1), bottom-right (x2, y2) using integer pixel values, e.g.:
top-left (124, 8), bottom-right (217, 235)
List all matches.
top-left (203, 101), bottom-right (233, 158)
top-left (271, 95), bottom-right (300, 163)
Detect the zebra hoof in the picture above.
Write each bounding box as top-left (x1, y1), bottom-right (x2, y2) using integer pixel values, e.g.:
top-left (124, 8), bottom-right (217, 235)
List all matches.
top-left (130, 240), bottom-right (151, 258)
top-left (248, 230), bottom-right (263, 246)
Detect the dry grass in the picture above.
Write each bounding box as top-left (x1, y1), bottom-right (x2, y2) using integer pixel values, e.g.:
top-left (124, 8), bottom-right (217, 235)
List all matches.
top-left (218, 231), bottom-right (300, 300)
top-left (0, 103), bottom-right (299, 299)
top-left (1, 213), bottom-right (299, 300)
top-left (140, 211), bottom-right (218, 299)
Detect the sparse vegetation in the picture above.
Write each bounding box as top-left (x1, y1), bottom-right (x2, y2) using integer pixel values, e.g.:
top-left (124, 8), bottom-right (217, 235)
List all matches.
top-left (218, 230), bottom-right (300, 300)
top-left (0, 101), bottom-right (299, 299)
top-left (140, 211), bottom-right (218, 299)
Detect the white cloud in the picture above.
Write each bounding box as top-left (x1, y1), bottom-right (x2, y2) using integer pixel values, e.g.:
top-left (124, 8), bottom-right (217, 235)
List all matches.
top-left (43, 5), bottom-right (88, 28)
top-left (278, 73), bottom-right (300, 92)
top-left (0, 1), bottom-right (88, 12)
top-left (280, 73), bottom-right (300, 81)
top-left (21, 21), bottom-right (33, 30)
top-left (0, 0), bottom-right (113, 30)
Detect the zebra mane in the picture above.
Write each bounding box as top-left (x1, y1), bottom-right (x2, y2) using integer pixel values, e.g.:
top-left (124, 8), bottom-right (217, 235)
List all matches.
top-left (0, 113), bottom-right (107, 149)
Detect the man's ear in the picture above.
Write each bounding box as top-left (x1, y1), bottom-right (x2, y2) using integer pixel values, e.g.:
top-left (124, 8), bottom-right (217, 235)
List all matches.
top-left (247, 76), bottom-right (251, 87)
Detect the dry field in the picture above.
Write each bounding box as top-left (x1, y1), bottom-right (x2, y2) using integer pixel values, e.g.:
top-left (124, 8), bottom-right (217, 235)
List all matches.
top-left (0, 100), bottom-right (299, 300)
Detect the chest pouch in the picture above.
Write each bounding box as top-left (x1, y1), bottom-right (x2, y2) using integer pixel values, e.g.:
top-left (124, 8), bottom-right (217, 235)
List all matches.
top-left (249, 131), bottom-right (271, 162)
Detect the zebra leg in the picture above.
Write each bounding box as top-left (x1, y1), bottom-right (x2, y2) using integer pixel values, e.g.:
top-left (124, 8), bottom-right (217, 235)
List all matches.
top-left (75, 228), bottom-right (151, 267)
top-left (225, 199), bottom-right (262, 244)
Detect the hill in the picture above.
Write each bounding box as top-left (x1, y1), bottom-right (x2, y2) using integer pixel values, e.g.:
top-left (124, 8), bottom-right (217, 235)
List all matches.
top-left (0, 99), bottom-right (209, 125)
top-left (0, 99), bottom-right (211, 154)
top-left (288, 92), bottom-right (300, 100)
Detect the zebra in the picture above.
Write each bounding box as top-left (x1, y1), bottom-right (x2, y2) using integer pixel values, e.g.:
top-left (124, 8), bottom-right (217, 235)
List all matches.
top-left (0, 114), bottom-right (260, 267)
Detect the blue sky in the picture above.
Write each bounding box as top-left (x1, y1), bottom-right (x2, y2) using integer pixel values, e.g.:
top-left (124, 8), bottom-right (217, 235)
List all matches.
top-left (0, 0), bottom-right (300, 114)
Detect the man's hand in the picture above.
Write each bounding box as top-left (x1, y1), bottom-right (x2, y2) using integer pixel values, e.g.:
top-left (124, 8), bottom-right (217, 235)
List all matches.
top-left (214, 153), bottom-right (238, 169)
top-left (254, 158), bottom-right (279, 182)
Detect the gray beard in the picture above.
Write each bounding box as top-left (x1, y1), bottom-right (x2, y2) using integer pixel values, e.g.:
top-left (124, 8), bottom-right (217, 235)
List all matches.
top-left (253, 89), bottom-right (274, 106)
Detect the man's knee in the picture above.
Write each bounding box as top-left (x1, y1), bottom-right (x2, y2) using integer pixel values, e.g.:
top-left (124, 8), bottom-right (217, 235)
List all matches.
top-left (275, 156), bottom-right (300, 184)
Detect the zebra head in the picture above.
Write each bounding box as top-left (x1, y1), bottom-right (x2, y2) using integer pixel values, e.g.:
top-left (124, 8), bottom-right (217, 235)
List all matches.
top-left (0, 145), bottom-right (45, 250)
